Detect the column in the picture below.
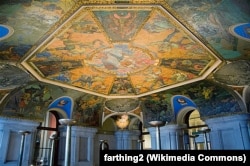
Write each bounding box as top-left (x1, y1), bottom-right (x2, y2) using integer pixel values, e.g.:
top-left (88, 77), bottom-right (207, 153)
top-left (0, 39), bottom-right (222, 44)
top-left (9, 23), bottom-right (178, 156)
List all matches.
top-left (148, 121), bottom-right (166, 150)
top-left (59, 119), bottom-right (76, 166)
top-left (137, 139), bottom-right (145, 150)
top-left (18, 130), bottom-right (31, 166)
top-left (49, 132), bottom-right (58, 166)
top-left (198, 128), bottom-right (211, 150)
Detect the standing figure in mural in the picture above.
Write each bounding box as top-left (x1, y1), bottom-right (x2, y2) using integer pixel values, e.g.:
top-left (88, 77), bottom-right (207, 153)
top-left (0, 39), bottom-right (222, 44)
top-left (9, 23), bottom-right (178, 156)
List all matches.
top-left (112, 11), bottom-right (136, 39)
top-left (18, 97), bottom-right (27, 114)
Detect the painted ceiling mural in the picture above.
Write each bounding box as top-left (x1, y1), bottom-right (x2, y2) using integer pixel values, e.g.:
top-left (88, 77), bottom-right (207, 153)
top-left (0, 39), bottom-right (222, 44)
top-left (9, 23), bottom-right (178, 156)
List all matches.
top-left (213, 60), bottom-right (250, 86)
top-left (169, 0), bottom-right (250, 60)
top-left (21, 4), bottom-right (221, 97)
top-left (0, 0), bottom-right (250, 127)
top-left (0, 0), bottom-right (74, 60)
top-left (0, 63), bottom-right (33, 89)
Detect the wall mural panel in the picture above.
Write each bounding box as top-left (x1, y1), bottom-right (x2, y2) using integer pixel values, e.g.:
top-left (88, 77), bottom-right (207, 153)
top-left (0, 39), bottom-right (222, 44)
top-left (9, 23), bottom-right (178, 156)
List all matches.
top-left (141, 93), bottom-right (173, 127)
top-left (0, 80), bottom-right (245, 127)
top-left (0, 81), bottom-right (106, 127)
top-left (74, 94), bottom-right (105, 127)
top-left (0, 81), bottom-right (81, 121)
top-left (0, 63), bottom-right (33, 90)
top-left (141, 80), bottom-right (245, 127)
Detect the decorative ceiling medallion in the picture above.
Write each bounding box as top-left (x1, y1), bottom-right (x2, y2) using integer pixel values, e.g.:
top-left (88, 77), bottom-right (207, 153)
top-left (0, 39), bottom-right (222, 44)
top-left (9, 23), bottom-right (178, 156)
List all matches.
top-left (89, 43), bottom-right (157, 77)
top-left (104, 98), bottom-right (139, 112)
top-left (229, 23), bottom-right (250, 42)
top-left (0, 24), bottom-right (14, 41)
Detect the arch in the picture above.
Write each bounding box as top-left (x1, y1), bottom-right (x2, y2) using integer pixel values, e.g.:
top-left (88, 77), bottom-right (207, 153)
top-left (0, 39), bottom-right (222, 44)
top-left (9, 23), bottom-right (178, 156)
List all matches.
top-left (176, 106), bottom-right (197, 125)
top-left (171, 95), bottom-right (197, 121)
top-left (35, 97), bottom-right (71, 165)
top-left (243, 86), bottom-right (250, 112)
top-left (128, 116), bottom-right (142, 130)
top-left (47, 108), bottom-right (68, 120)
top-left (48, 96), bottom-right (74, 118)
top-left (170, 95), bottom-right (212, 150)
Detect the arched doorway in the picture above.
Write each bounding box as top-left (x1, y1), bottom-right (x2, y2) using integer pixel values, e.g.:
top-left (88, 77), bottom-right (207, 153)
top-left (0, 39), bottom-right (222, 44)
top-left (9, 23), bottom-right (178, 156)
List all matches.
top-left (100, 113), bottom-right (143, 150)
top-left (171, 95), bottom-right (211, 150)
top-left (33, 109), bottom-right (67, 165)
top-left (176, 108), bottom-right (210, 150)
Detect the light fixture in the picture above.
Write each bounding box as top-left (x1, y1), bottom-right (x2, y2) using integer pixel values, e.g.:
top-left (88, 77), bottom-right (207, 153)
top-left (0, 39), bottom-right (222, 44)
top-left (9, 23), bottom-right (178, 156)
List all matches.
top-left (115, 114), bottom-right (130, 129)
top-left (148, 120), bottom-right (166, 150)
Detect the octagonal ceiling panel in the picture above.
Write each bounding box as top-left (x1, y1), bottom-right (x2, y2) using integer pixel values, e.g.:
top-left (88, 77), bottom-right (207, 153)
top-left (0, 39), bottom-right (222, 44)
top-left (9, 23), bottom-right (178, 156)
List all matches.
top-left (21, 3), bottom-right (221, 98)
